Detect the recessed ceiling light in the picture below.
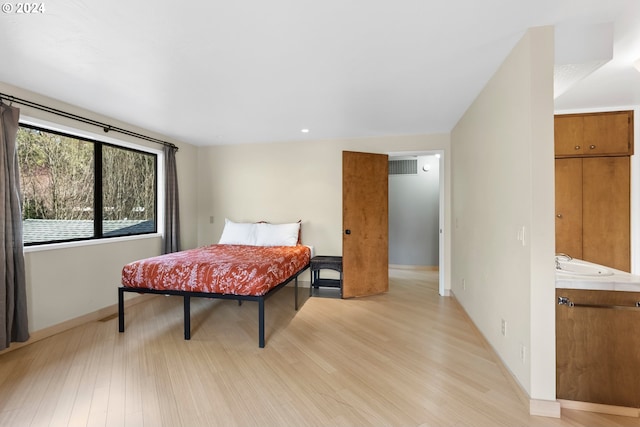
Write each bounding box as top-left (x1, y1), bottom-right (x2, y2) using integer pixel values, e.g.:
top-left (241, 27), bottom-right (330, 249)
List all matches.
top-left (301, 129), bottom-right (310, 133)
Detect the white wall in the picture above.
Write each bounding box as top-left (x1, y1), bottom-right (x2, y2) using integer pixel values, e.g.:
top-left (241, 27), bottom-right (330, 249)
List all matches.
top-left (0, 82), bottom-right (199, 334)
top-left (196, 134), bottom-right (451, 286)
top-left (450, 26), bottom-right (556, 407)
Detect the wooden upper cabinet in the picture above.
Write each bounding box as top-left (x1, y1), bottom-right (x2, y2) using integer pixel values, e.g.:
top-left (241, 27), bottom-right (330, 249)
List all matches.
top-left (555, 115), bottom-right (584, 156)
top-left (555, 110), bottom-right (634, 157)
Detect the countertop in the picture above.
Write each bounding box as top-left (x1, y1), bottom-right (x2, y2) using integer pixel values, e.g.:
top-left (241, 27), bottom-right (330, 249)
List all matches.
top-left (556, 258), bottom-right (640, 292)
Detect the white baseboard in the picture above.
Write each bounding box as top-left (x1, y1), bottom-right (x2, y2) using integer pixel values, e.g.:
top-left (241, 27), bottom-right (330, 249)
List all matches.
top-left (287, 280), bottom-right (311, 288)
top-left (530, 399), bottom-right (561, 418)
top-left (559, 399), bottom-right (639, 417)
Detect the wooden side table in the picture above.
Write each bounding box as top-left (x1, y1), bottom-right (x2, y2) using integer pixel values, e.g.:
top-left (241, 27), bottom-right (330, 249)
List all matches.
top-left (310, 256), bottom-right (343, 297)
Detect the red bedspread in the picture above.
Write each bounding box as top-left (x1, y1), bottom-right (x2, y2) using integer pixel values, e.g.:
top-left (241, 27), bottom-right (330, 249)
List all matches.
top-left (121, 244), bottom-right (311, 296)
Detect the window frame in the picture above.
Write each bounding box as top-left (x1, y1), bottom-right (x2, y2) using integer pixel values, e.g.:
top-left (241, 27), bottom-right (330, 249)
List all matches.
top-left (18, 116), bottom-right (164, 250)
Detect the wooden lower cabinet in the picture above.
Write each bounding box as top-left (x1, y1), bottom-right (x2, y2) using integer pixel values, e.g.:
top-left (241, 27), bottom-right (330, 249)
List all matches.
top-left (555, 156), bottom-right (630, 272)
top-left (556, 289), bottom-right (640, 408)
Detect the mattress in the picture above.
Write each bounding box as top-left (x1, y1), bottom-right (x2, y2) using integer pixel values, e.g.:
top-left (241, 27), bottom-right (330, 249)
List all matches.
top-left (121, 244), bottom-right (311, 296)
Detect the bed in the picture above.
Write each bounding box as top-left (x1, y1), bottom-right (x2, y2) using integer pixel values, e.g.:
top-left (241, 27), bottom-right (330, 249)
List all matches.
top-left (118, 219), bottom-right (311, 347)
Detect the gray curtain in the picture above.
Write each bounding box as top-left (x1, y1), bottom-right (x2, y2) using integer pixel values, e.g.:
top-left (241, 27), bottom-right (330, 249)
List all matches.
top-left (1, 102), bottom-right (29, 350)
top-left (162, 145), bottom-right (181, 254)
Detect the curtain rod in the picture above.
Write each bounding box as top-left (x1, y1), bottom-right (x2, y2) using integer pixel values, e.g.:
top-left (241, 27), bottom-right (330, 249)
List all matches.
top-left (0, 92), bottom-right (178, 151)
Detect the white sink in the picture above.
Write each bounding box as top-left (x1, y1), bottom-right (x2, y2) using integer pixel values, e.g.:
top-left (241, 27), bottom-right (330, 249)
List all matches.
top-left (556, 259), bottom-right (614, 277)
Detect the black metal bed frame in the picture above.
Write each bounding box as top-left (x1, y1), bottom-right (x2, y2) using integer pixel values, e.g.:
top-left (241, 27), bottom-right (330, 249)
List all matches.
top-left (118, 263), bottom-right (309, 348)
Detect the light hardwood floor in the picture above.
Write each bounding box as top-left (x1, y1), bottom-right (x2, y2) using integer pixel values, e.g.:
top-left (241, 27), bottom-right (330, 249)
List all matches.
top-left (1, 268), bottom-right (639, 426)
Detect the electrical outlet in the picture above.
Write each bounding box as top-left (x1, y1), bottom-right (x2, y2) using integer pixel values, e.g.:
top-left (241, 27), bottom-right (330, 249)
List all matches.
top-left (501, 319), bottom-right (507, 337)
top-left (462, 278), bottom-right (466, 290)
top-left (209, 216), bottom-right (214, 224)
top-left (520, 344), bottom-right (526, 363)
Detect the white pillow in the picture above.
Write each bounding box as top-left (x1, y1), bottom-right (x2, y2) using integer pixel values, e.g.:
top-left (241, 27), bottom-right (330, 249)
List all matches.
top-left (255, 222), bottom-right (300, 246)
top-left (218, 219), bottom-right (257, 245)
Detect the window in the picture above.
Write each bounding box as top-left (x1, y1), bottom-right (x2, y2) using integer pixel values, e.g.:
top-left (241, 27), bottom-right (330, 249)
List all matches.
top-left (17, 124), bottom-right (158, 245)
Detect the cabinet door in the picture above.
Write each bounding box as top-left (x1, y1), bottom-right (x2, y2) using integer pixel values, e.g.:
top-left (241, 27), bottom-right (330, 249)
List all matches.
top-left (556, 289), bottom-right (640, 408)
top-left (582, 157), bottom-right (630, 272)
top-left (583, 111), bottom-right (633, 156)
top-left (555, 115), bottom-right (584, 156)
top-left (555, 158), bottom-right (583, 259)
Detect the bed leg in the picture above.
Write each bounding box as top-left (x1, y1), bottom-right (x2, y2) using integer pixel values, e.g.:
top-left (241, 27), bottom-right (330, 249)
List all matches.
top-left (258, 299), bottom-right (265, 348)
top-left (118, 287), bottom-right (125, 333)
top-left (184, 295), bottom-right (191, 340)
top-left (294, 276), bottom-right (299, 311)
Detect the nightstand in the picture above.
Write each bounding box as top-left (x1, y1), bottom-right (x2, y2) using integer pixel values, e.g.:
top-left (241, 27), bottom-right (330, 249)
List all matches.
top-left (310, 255), bottom-right (343, 297)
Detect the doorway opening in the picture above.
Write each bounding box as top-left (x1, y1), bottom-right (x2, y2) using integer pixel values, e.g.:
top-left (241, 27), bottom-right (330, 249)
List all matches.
top-left (388, 150), bottom-right (446, 296)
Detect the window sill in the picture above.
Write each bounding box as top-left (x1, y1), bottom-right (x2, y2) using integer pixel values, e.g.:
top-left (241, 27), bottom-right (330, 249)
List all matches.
top-left (23, 233), bottom-right (162, 253)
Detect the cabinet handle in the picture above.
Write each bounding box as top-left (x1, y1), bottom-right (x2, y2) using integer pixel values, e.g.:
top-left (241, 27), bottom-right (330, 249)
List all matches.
top-left (558, 296), bottom-right (640, 310)
top-left (556, 213), bottom-right (563, 219)
top-left (589, 145), bottom-right (596, 149)
top-left (574, 145), bottom-right (581, 150)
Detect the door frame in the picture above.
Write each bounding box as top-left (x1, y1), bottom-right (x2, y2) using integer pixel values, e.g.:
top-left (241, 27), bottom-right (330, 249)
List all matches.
top-left (388, 149), bottom-right (448, 296)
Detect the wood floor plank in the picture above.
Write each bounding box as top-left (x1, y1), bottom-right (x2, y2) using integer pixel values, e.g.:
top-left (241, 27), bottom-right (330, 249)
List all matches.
top-left (2, 268), bottom-right (640, 426)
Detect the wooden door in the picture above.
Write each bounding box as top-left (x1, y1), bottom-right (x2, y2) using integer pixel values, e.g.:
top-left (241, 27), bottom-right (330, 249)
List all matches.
top-left (342, 151), bottom-right (389, 298)
top-left (555, 158), bottom-right (583, 259)
top-left (582, 156), bottom-right (630, 272)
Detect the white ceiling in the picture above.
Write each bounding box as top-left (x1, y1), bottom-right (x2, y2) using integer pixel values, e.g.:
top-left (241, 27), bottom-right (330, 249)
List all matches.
top-left (1, 0), bottom-right (639, 146)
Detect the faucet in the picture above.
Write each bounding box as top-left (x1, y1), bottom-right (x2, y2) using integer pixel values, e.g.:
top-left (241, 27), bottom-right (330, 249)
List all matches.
top-left (555, 253), bottom-right (572, 270)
